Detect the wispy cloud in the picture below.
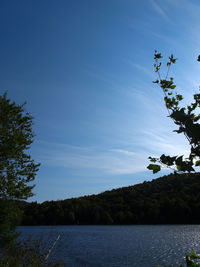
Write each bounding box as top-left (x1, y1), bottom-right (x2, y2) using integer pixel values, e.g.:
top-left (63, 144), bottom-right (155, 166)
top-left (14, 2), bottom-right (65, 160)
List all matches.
top-left (138, 128), bottom-right (190, 158)
top-left (149, 0), bottom-right (169, 21)
top-left (109, 149), bottom-right (136, 156)
top-left (126, 60), bottom-right (154, 79)
top-left (149, 31), bottom-right (178, 46)
top-left (34, 123), bottom-right (189, 177)
top-left (34, 141), bottom-right (148, 175)
top-left (85, 68), bottom-right (117, 88)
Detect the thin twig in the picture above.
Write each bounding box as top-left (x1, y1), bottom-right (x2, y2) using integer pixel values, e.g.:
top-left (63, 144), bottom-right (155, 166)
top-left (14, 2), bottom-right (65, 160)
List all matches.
top-left (44, 234), bottom-right (60, 262)
top-left (156, 60), bottom-right (193, 156)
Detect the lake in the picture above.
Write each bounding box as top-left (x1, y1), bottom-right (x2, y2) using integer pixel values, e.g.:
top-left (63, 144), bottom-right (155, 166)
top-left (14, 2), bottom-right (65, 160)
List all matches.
top-left (18, 225), bottom-right (200, 267)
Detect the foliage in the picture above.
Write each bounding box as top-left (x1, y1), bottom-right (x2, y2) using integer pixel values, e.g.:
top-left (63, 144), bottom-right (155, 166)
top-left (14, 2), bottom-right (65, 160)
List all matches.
top-left (0, 199), bottom-right (22, 246)
top-left (0, 93), bottom-right (40, 200)
top-left (15, 173), bottom-right (200, 225)
top-left (0, 93), bottom-right (40, 246)
top-left (148, 52), bottom-right (200, 267)
top-left (0, 236), bottom-right (66, 266)
top-left (147, 51), bottom-right (200, 174)
top-left (0, 93), bottom-right (64, 267)
top-left (156, 250), bottom-right (200, 267)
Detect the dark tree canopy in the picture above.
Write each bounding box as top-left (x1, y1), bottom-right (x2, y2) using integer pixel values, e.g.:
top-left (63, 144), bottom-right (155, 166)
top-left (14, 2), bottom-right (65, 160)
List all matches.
top-left (18, 172), bottom-right (200, 225)
top-left (0, 93), bottom-right (40, 200)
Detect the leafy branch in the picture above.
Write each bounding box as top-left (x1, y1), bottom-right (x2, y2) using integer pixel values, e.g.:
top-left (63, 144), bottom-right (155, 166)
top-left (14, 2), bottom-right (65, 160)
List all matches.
top-left (148, 51), bottom-right (200, 174)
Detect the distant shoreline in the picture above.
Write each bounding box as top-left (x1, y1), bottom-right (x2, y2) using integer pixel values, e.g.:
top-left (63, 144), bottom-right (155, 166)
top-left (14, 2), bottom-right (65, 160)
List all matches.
top-left (17, 173), bottom-right (200, 225)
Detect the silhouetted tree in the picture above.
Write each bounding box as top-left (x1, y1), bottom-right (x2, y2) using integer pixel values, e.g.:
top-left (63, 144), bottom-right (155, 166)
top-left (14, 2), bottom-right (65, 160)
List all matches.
top-left (0, 93), bottom-right (40, 246)
top-left (148, 52), bottom-right (200, 174)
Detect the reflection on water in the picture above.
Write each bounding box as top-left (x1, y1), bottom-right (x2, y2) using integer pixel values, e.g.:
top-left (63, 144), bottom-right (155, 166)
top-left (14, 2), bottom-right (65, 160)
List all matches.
top-left (18, 225), bottom-right (200, 267)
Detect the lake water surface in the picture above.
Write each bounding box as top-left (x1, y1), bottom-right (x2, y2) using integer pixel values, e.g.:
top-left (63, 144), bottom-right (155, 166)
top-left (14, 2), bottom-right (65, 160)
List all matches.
top-left (18, 225), bottom-right (200, 267)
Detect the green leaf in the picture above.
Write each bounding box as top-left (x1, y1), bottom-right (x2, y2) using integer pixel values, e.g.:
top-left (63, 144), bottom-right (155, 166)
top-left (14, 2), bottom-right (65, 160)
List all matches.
top-left (148, 157), bottom-right (157, 163)
top-left (176, 94), bottom-right (183, 101)
top-left (176, 165), bottom-right (181, 171)
top-left (169, 54), bottom-right (177, 64)
top-left (185, 254), bottom-right (199, 267)
top-left (190, 250), bottom-right (200, 259)
top-left (147, 164), bottom-right (161, 173)
top-left (153, 80), bottom-right (159, 84)
top-left (154, 51), bottom-right (162, 60)
top-left (195, 161), bottom-right (200, 166)
top-left (160, 154), bottom-right (176, 166)
top-left (170, 85), bottom-right (176, 89)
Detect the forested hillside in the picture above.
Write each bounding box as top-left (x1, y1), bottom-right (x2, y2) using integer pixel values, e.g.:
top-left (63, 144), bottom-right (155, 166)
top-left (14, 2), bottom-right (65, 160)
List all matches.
top-left (18, 173), bottom-right (200, 225)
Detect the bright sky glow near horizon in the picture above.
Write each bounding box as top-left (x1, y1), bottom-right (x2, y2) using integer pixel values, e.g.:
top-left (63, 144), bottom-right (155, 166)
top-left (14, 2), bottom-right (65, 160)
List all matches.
top-left (1, 0), bottom-right (200, 203)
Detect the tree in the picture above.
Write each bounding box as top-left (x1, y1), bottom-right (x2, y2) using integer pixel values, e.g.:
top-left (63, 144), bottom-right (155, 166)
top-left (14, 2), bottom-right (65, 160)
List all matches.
top-left (0, 93), bottom-right (40, 246)
top-left (147, 52), bottom-right (200, 267)
top-left (147, 51), bottom-right (200, 174)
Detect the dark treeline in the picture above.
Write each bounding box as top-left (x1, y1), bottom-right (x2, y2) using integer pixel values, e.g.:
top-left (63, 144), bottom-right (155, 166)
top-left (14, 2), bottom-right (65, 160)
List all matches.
top-left (18, 173), bottom-right (200, 225)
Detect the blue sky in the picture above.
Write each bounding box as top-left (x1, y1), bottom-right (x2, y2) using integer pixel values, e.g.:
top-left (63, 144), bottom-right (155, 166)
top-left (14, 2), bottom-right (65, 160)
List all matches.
top-left (1, 0), bottom-right (200, 202)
